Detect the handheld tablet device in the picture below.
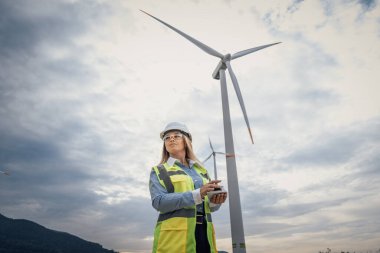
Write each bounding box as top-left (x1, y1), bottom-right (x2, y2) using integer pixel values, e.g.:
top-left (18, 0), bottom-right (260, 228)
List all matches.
top-left (207, 186), bottom-right (227, 200)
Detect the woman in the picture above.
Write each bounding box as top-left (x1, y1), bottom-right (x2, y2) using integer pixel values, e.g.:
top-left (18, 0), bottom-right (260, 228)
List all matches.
top-left (149, 122), bottom-right (227, 253)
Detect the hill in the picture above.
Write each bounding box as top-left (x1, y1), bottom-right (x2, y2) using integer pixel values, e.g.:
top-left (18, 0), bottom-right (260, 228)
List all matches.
top-left (0, 213), bottom-right (118, 253)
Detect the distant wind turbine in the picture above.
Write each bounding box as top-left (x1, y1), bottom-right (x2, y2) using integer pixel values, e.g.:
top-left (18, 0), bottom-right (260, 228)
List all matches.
top-left (141, 10), bottom-right (280, 253)
top-left (202, 138), bottom-right (228, 180)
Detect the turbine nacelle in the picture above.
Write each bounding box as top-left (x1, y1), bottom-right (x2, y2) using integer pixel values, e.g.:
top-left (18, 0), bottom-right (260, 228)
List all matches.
top-left (223, 53), bottom-right (232, 62)
top-left (212, 54), bottom-right (232, 80)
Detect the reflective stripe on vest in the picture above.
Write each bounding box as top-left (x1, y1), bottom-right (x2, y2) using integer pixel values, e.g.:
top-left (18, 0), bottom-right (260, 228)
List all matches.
top-left (158, 208), bottom-right (195, 222)
top-left (156, 164), bottom-right (190, 192)
top-left (206, 213), bottom-right (213, 222)
top-left (200, 172), bottom-right (211, 181)
top-left (156, 164), bottom-right (175, 193)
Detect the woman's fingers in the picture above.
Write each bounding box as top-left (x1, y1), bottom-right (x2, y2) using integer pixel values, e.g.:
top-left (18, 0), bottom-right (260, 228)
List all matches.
top-left (201, 183), bottom-right (217, 198)
top-left (210, 193), bottom-right (228, 204)
top-left (220, 193), bottom-right (227, 203)
top-left (212, 195), bottom-right (220, 204)
top-left (201, 181), bottom-right (226, 200)
top-left (203, 182), bottom-right (217, 191)
top-left (217, 193), bottom-right (226, 203)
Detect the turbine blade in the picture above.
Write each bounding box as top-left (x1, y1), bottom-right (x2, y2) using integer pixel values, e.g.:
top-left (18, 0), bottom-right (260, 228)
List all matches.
top-left (140, 10), bottom-right (224, 59)
top-left (231, 42), bottom-right (281, 60)
top-left (202, 153), bottom-right (213, 164)
top-left (208, 137), bottom-right (215, 152)
top-left (226, 61), bottom-right (254, 144)
top-left (215, 151), bottom-right (226, 155)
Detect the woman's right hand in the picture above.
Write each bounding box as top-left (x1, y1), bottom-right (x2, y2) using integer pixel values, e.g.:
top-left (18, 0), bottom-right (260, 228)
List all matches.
top-left (200, 180), bottom-right (221, 199)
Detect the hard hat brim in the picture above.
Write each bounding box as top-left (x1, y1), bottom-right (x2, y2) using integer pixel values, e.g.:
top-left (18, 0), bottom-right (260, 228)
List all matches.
top-left (160, 129), bottom-right (192, 141)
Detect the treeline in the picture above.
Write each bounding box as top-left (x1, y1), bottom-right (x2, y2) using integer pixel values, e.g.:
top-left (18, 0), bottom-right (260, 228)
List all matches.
top-left (0, 238), bottom-right (118, 253)
top-left (0, 214), bottom-right (118, 253)
top-left (319, 248), bottom-right (380, 253)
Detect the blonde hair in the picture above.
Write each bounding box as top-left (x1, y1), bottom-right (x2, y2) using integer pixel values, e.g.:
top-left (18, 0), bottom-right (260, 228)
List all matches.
top-left (159, 134), bottom-right (201, 165)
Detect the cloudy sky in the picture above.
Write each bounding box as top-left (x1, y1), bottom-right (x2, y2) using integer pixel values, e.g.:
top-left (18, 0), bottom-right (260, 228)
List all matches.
top-left (0, 0), bottom-right (379, 252)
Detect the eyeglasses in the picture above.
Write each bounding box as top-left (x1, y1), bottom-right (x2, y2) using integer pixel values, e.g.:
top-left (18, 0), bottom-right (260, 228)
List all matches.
top-left (163, 133), bottom-right (183, 142)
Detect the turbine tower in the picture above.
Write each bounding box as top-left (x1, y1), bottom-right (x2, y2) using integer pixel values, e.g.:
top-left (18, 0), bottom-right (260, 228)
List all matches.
top-left (141, 10), bottom-right (280, 253)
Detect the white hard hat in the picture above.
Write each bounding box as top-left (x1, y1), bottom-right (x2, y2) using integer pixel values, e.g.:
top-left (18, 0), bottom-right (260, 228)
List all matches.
top-left (160, 122), bottom-right (192, 141)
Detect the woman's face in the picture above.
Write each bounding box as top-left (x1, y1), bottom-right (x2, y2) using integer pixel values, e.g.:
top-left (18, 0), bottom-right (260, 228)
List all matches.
top-left (164, 131), bottom-right (186, 155)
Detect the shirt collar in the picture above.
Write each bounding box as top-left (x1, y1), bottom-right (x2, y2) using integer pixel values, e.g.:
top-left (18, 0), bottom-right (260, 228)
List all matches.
top-left (167, 156), bottom-right (198, 168)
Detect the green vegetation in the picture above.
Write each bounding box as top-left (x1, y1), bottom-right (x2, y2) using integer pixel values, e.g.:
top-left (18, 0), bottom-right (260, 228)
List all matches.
top-left (0, 213), bottom-right (118, 253)
top-left (318, 248), bottom-right (380, 253)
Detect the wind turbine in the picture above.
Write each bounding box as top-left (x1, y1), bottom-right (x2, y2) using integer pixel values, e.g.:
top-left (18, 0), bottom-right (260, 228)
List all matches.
top-left (141, 10), bottom-right (280, 253)
top-left (202, 138), bottom-right (228, 180)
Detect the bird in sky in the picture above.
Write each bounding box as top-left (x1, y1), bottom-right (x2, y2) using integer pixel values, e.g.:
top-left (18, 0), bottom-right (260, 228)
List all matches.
top-left (0, 170), bottom-right (10, 176)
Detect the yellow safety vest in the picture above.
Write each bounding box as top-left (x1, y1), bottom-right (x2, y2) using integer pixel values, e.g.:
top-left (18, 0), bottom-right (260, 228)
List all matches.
top-left (151, 162), bottom-right (217, 253)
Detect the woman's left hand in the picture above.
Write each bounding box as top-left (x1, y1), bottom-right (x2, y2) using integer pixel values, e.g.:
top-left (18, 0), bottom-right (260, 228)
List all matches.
top-left (210, 192), bottom-right (227, 204)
